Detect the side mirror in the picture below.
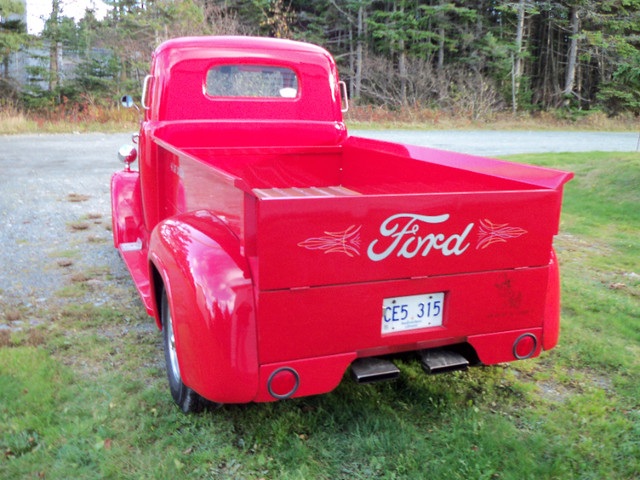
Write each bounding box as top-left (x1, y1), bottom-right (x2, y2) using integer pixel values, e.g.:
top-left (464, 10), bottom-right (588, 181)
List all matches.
top-left (118, 144), bottom-right (137, 171)
top-left (120, 94), bottom-right (142, 125)
top-left (121, 95), bottom-right (134, 108)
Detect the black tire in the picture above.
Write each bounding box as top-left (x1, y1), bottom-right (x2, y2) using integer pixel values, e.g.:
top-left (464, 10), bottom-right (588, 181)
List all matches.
top-left (161, 287), bottom-right (205, 413)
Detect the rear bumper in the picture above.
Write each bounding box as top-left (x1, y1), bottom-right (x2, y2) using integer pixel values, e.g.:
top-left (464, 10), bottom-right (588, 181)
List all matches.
top-left (249, 262), bottom-right (559, 402)
top-left (252, 326), bottom-right (543, 402)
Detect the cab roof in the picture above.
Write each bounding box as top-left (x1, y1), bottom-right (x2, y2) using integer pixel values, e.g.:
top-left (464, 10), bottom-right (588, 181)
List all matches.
top-left (154, 36), bottom-right (331, 57)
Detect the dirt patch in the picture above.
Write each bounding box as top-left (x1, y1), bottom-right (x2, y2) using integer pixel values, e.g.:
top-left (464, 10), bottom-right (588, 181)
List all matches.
top-left (68, 221), bottom-right (90, 231)
top-left (607, 280), bottom-right (640, 298)
top-left (538, 381), bottom-right (574, 404)
top-left (67, 193), bottom-right (91, 202)
top-left (536, 367), bottom-right (614, 404)
top-left (4, 310), bottom-right (21, 322)
top-left (71, 273), bottom-right (90, 283)
top-left (555, 233), bottom-right (614, 258)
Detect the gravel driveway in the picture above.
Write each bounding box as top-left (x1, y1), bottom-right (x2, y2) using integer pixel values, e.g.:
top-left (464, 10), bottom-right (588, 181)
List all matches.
top-left (0, 132), bottom-right (135, 329)
top-left (353, 130), bottom-right (640, 156)
top-left (1, 130), bottom-right (638, 329)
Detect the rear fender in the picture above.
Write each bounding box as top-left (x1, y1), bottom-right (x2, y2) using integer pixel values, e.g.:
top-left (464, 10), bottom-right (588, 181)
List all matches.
top-left (148, 210), bottom-right (258, 403)
top-left (110, 171), bottom-right (145, 248)
top-left (542, 248), bottom-right (561, 351)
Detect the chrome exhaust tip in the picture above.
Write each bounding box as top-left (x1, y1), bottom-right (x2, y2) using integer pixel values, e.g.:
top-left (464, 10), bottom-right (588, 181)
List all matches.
top-left (419, 348), bottom-right (469, 375)
top-left (350, 357), bottom-right (400, 384)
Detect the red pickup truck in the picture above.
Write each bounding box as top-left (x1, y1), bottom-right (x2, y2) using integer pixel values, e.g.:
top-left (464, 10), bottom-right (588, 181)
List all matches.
top-left (112, 36), bottom-right (572, 412)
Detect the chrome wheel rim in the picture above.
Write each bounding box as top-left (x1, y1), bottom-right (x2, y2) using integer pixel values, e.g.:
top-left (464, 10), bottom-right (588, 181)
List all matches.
top-left (166, 307), bottom-right (181, 383)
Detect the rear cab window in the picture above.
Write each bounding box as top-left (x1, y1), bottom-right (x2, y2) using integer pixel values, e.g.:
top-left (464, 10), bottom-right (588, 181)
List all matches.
top-left (206, 65), bottom-right (299, 98)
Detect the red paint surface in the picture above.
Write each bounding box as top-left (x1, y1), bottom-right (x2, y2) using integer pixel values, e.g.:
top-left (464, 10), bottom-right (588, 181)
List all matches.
top-left (111, 36), bottom-right (573, 403)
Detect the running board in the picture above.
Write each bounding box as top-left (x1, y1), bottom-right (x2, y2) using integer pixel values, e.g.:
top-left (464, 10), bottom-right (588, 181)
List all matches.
top-left (350, 357), bottom-right (400, 384)
top-left (419, 349), bottom-right (469, 375)
top-left (118, 247), bottom-right (153, 316)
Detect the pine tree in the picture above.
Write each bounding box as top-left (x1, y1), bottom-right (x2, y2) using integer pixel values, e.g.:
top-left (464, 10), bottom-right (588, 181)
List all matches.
top-left (0, 0), bottom-right (28, 93)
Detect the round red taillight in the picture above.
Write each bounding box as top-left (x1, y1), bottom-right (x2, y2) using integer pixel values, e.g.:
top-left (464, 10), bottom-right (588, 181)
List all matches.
top-left (513, 333), bottom-right (537, 360)
top-left (267, 367), bottom-right (299, 399)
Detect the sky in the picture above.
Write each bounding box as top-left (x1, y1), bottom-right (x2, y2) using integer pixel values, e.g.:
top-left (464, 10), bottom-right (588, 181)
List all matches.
top-left (26, 0), bottom-right (111, 35)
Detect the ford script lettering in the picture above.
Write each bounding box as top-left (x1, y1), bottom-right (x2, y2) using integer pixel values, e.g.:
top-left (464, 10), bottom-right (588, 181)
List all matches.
top-left (367, 213), bottom-right (474, 262)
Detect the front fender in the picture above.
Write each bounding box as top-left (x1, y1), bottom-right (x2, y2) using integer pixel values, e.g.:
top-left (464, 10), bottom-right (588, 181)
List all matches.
top-left (110, 170), bottom-right (145, 248)
top-left (149, 210), bottom-right (258, 403)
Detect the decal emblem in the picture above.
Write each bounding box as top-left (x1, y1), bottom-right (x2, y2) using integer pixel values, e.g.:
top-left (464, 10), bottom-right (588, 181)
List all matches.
top-left (298, 225), bottom-right (361, 257)
top-left (477, 219), bottom-right (528, 250)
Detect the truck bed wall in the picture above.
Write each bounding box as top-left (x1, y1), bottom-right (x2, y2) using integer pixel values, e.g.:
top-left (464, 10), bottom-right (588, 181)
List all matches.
top-left (151, 123), bottom-right (557, 195)
top-left (148, 125), bottom-right (570, 291)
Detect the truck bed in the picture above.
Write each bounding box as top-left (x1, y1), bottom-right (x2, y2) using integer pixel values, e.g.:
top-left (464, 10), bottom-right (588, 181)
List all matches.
top-left (147, 127), bottom-right (570, 292)
top-left (151, 122), bottom-right (567, 194)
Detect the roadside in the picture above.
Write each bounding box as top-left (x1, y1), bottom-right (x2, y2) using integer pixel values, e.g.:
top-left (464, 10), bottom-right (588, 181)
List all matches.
top-left (2, 106), bottom-right (640, 135)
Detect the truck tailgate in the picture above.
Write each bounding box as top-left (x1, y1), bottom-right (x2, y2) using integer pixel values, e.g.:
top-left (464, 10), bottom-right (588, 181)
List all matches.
top-left (247, 188), bottom-right (563, 291)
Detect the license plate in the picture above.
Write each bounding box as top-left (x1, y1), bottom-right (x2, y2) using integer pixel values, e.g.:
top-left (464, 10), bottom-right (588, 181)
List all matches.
top-left (381, 292), bottom-right (445, 334)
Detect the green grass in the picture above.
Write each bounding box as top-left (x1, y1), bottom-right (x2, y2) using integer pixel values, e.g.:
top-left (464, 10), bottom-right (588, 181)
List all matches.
top-left (2, 152), bottom-right (639, 479)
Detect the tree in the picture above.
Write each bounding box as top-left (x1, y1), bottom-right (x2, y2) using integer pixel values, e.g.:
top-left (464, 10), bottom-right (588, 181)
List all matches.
top-left (589, 0), bottom-right (640, 114)
top-left (8, 0), bottom-right (640, 116)
top-left (46, 0), bottom-right (61, 91)
top-left (561, 3), bottom-right (580, 106)
top-left (513, 0), bottom-right (526, 112)
top-left (0, 0), bottom-right (28, 89)
top-left (324, 0), bottom-right (368, 99)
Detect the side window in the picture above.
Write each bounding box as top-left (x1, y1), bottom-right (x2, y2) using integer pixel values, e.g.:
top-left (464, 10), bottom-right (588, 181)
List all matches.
top-left (206, 65), bottom-right (299, 98)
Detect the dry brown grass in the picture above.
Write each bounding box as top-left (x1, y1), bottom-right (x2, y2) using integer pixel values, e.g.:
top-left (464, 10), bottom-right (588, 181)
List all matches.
top-left (0, 106), bottom-right (39, 134)
top-left (0, 330), bottom-right (10, 347)
top-left (2, 103), bottom-right (638, 134)
top-left (0, 105), bottom-right (138, 135)
top-left (67, 222), bottom-right (90, 231)
top-left (5, 310), bottom-right (21, 322)
top-left (344, 104), bottom-right (639, 132)
top-left (24, 329), bottom-right (47, 347)
top-left (67, 193), bottom-right (91, 202)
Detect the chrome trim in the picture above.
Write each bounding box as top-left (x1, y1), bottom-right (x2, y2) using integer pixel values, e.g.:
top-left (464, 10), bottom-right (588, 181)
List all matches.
top-left (141, 74), bottom-right (153, 110)
top-left (339, 80), bottom-right (349, 113)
